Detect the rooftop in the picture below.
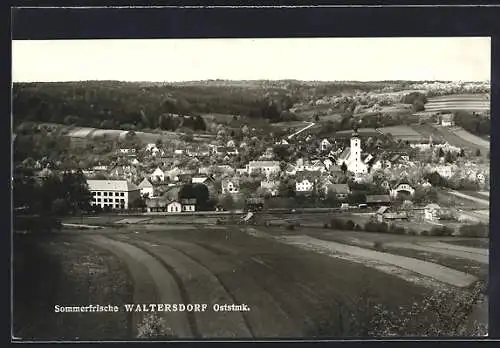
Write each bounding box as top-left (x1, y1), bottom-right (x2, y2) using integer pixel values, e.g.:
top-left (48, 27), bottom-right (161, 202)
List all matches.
top-left (87, 179), bottom-right (139, 192)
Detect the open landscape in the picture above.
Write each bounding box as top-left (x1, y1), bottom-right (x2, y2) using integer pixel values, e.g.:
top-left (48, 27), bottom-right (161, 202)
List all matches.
top-left (12, 37), bottom-right (490, 341)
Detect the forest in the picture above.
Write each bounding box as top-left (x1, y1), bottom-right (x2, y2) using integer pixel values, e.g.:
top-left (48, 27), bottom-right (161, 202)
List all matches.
top-left (12, 81), bottom-right (301, 131)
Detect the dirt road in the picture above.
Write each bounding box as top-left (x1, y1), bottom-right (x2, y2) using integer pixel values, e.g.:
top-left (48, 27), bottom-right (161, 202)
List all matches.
top-left (388, 242), bottom-right (488, 264)
top-left (266, 234), bottom-right (478, 288)
top-left (447, 190), bottom-right (489, 206)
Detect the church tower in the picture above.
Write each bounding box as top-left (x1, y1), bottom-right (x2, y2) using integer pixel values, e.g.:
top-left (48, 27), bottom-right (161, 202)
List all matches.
top-left (350, 128), bottom-right (362, 167)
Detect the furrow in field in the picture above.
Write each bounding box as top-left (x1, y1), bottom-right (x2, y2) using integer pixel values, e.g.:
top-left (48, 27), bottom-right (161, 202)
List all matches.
top-left (113, 233), bottom-right (252, 338)
top-left (142, 233), bottom-right (302, 337)
top-left (84, 235), bottom-right (193, 338)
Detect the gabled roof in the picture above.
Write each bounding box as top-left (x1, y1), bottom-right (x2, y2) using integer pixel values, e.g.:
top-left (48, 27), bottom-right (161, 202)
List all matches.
top-left (248, 160), bottom-right (280, 168)
top-left (180, 198), bottom-right (197, 205)
top-left (138, 177), bottom-right (153, 188)
top-left (87, 179), bottom-right (139, 192)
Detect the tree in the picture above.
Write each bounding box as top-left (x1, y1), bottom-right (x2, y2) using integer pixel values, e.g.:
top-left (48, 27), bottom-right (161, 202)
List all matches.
top-left (220, 194), bottom-right (235, 211)
top-left (341, 162), bottom-right (348, 174)
top-left (475, 149), bottom-right (481, 157)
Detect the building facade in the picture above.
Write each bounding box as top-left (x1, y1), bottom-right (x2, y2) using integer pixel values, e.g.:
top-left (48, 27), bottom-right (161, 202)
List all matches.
top-left (87, 180), bottom-right (141, 210)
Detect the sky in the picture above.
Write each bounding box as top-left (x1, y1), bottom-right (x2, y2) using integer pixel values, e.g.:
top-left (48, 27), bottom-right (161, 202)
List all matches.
top-left (11, 37), bottom-right (491, 83)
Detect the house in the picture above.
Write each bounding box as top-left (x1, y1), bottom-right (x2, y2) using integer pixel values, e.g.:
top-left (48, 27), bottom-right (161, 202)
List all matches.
top-left (138, 177), bottom-right (154, 198)
top-left (260, 180), bottom-right (279, 196)
top-left (246, 161), bottom-right (280, 177)
top-left (119, 148), bottom-right (136, 154)
top-left (145, 143), bottom-right (160, 155)
top-left (181, 198), bottom-right (196, 212)
top-left (323, 183), bottom-right (350, 200)
top-left (221, 178), bottom-right (240, 194)
top-left (150, 167), bottom-right (165, 182)
top-left (366, 195), bottom-right (391, 207)
top-left (320, 138), bottom-right (331, 151)
top-left (390, 181), bottom-right (416, 199)
top-left (131, 158), bottom-right (141, 166)
top-left (296, 178), bottom-right (315, 193)
top-left (260, 147), bottom-right (275, 160)
top-left (424, 203), bottom-right (442, 221)
top-left (164, 167), bottom-right (182, 182)
top-left (146, 196), bottom-right (168, 212)
top-left (167, 200), bottom-right (182, 213)
top-left (245, 197), bottom-right (265, 212)
top-left (375, 206), bottom-right (390, 223)
top-left (87, 179), bottom-right (140, 210)
top-left (441, 114), bottom-right (455, 127)
top-left (432, 164), bottom-right (456, 179)
top-left (276, 139), bottom-right (289, 145)
top-left (295, 171), bottom-right (322, 193)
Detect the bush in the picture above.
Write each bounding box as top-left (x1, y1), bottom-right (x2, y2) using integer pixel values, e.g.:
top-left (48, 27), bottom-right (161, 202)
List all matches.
top-left (215, 218), bottom-right (222, 225)
top-left (373, 240), bottom-right (384, 250)
top-left (377, 222), bottom-right (389, 233)
top-left (331, 218), bottom-right (345, 229)
top-left (354, 224), bottom-right (362, 231)
top-left (407, 228), bottom-right (417, 236)
top-left (286, 223), bottom-right (295, 231)
top-left (458, 223), bottom-right (489, 238)
top-left (364, 221), bottom-right (381, 233)
top-left (421, 230), bottom-right (429, 236)
top-left (323, 222), bottom-right (329, 228)
top-left (345, 220), bottom-right (356, 230)
top-left (137, 313), bottom-right (175, 339)
top-left (430, 226), bottom-right (454, 237)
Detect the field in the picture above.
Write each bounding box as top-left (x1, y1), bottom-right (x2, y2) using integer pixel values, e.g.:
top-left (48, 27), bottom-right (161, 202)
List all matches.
top-left (16, 211), bottom-right (489, 339)
top-left (411, 124), bottom-right (489, 153)
top-left (376, 126), bottom-right (426, 142)
top-left (425, 94), bottom-right (490, 113)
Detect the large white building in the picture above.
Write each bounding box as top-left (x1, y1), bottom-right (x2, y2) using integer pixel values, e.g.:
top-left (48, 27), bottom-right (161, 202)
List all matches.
top-left (246, 161), bottom-right (280, 176)
top-left (336, 130), bottom-right (369, 175)
top-left (87, 180), bottom-right (141, 210)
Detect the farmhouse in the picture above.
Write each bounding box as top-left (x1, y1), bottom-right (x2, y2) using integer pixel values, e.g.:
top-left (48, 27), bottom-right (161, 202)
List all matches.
top-left (138, 177), bottom-right (154, 197)
top-left (87, 179), bottom-right (140, 210)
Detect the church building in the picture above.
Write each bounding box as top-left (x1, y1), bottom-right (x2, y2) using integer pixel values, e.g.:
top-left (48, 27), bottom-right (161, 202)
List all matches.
top-left (336, 129), bottom-right (369, 175)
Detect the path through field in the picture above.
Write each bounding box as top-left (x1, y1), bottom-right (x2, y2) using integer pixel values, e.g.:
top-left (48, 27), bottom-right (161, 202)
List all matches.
top-left (450, 127), bottom-right (490, 149)
top-left (386, 242), bottom-right (488, 264)
top-left (447, 190), bottom-right (489, 206)
top-left (242, 228), bottom-right (477, 289)
top-left (287, 122), bottom-right (315, 140)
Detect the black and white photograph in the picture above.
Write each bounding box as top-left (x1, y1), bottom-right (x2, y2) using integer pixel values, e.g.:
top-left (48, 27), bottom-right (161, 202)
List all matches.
top-left (12, 36), bottom-right (490, 340)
